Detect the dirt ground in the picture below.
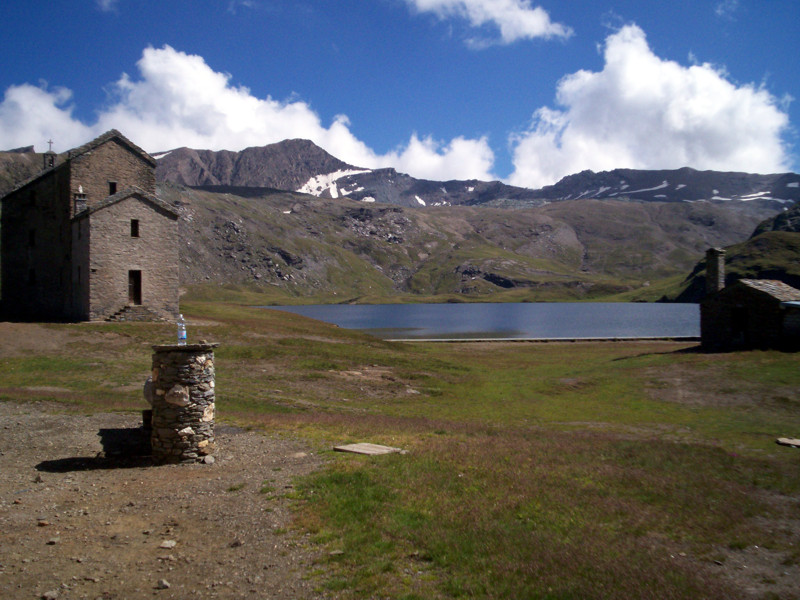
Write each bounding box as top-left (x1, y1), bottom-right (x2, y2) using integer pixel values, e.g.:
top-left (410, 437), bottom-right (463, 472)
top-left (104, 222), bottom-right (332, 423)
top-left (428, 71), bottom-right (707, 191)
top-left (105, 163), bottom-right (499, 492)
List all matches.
top-left (0, 400), bottom-right (329, 600)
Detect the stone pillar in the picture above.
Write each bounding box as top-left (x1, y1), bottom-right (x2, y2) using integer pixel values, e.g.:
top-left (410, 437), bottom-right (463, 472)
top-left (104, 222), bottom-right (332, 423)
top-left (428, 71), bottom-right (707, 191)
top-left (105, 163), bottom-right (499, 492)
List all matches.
top-left (705, 248), bottom-right (726, 296)
top-left (150, 343), bottom-right (218, 464)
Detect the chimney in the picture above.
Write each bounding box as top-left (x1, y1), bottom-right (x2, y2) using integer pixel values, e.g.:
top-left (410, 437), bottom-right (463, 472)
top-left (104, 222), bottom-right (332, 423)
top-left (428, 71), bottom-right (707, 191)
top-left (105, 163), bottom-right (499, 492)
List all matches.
top-left (73, 185), bottom-right (87, 215)
top-left (705, 248), bottom-right (726, 295)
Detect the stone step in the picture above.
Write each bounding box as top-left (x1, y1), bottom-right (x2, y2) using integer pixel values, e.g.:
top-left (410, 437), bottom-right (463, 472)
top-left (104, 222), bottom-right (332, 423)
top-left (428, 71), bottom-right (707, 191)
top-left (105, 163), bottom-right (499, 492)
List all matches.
top-left (106, 305), bottom-right (166, 322)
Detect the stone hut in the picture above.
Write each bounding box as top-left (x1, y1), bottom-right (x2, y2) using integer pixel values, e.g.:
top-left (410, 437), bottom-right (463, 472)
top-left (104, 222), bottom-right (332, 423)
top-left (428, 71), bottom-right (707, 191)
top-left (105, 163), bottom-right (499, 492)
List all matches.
top-left (0, 130), bottom-right (179, 321)
top-left (700, 248), bottom-right (800, 350)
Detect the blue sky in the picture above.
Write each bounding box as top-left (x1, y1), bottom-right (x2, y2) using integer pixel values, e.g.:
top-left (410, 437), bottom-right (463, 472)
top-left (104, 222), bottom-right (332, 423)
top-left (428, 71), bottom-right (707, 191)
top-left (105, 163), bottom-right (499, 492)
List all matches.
top-left (0, 0), bottom-right (797, 187)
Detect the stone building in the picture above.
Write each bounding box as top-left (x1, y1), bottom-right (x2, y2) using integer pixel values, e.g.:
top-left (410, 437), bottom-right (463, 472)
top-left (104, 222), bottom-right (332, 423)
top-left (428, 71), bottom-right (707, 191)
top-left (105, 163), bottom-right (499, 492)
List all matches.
top-left (700, 248), bottom-right (800, 350)
top-left (0, 130), bottom-right (179, 321)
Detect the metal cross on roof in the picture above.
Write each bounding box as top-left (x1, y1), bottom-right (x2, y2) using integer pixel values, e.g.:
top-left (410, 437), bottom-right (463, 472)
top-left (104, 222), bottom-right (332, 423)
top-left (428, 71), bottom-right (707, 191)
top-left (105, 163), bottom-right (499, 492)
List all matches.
top-left (47, 139), bottom-right (54, 152)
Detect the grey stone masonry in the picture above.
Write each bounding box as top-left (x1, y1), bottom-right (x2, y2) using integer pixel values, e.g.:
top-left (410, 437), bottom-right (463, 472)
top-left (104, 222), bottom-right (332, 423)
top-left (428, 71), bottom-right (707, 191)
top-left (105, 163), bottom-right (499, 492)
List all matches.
top-left (705, 247), bottom-right (726, 296)
top-left (150, 343), bottom-right (219, 464)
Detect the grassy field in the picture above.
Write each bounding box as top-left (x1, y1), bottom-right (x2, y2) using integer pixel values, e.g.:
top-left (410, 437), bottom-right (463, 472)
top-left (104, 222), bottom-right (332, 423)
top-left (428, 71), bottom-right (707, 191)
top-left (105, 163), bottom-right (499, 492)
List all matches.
top-left (1, 301), bottom-right (799, 599)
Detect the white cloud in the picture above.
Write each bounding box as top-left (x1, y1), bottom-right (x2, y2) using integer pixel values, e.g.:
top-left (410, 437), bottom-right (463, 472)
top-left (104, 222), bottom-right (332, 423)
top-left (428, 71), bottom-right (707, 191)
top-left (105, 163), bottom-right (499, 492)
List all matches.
top-left (509, 24), bottom-right (792, 188)
top-left (383, 134), bottom-right (495, 181)
top-left (0, 45), bottom-right (495, 182)
top-left (404, 0), bottom-right (572, 45)
top-left (0, 84), bottom-right (93, 150)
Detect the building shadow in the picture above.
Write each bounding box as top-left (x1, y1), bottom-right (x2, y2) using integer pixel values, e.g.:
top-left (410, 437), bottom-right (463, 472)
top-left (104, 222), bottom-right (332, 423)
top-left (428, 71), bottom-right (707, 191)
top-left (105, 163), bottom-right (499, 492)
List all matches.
top-left (610, 343), bottom-right (704, 362)
top-left (36, 426), bottom-right (153, 472)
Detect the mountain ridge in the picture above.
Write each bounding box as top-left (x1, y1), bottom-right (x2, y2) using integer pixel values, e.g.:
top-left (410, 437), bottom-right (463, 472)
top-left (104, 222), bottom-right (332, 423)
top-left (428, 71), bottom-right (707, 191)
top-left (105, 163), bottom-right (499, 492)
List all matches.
top-left (4, 138), bottom-right (799, 209)
top-left (153, 138), bottom-right (800, 209)
top-left (154, 138), bottom-right (353, 192)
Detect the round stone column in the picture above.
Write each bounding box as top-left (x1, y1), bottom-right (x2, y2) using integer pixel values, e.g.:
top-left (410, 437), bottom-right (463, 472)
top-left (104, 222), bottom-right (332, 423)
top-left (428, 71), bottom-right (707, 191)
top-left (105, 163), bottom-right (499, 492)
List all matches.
top-left (150, 342), bottom-right (218, 464)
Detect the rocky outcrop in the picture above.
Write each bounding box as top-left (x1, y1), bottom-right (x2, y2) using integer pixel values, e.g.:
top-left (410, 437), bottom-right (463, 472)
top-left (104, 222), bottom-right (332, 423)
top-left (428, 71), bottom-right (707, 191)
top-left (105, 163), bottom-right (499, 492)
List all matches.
top-left (752, 201), bottom-right (800, 236)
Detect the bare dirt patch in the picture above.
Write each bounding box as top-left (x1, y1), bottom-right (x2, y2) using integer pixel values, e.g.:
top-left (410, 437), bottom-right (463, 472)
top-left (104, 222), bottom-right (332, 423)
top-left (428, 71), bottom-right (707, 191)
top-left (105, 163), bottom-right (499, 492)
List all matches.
top-left (0, 401), bottom-right (331, 599)
top-left (644, 361), bottom-right (800, 599)
top-left (0, 322), bottom-right (133, 360)
top-left (644, 361), bottom-right (798, 412)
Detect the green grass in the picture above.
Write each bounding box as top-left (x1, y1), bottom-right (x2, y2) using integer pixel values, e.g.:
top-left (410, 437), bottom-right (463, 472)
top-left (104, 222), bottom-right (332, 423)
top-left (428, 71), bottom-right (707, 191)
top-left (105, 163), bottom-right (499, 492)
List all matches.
top-left (2, 301), bottom-right (799, 599)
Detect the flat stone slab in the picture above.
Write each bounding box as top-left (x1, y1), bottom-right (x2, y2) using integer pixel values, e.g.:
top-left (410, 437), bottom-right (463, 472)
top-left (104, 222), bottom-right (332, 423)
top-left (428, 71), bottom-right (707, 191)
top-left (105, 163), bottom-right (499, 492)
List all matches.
top-left (776, 437), bottom-right (800, 448)
top-left (152, 342), bottom-right (219, 352)
top-left (333, 443), bottom-right (404, 456)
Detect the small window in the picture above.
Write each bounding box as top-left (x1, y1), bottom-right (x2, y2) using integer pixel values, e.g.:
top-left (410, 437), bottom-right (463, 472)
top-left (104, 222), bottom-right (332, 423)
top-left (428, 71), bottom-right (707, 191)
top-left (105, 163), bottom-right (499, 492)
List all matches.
top-left (28, 229), bottom-right (36, 247)
top-left (131, 219), bottom-right (140, 238)
top-left (109, 181), bottom-right (117, 195)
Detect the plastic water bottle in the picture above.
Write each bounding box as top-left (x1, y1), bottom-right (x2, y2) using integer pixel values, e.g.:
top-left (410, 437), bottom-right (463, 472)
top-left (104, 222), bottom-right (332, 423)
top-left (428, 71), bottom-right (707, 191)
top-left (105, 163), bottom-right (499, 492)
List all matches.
top-left (177, 314), bottom-right (187, 345)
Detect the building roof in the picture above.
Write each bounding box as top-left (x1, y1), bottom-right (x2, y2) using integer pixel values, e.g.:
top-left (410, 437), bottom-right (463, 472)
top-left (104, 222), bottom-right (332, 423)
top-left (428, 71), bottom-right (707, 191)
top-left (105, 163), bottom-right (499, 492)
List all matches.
top-left (66, 129), bottom-right (156, 168)
top-left (738, 279), bottom-right (800, 302)
top-left (1, 129), bottom-right (156, 200)
top-left (72, 186), bottom-right (179, 221)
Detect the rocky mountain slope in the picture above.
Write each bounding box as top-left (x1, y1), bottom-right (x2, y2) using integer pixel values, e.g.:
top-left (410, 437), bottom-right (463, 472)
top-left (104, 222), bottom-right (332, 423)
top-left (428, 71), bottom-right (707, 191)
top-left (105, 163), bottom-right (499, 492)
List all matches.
top-left (161, 182), bottom-right (778, 301)
top-left (752, 200), bottom-right (800, 236)
top-left (668, 201), bottom-right (800, 302)
top-left (0, 146), bottom-right (49, 195)
top-left (154, 139), bottom-right (353, 192)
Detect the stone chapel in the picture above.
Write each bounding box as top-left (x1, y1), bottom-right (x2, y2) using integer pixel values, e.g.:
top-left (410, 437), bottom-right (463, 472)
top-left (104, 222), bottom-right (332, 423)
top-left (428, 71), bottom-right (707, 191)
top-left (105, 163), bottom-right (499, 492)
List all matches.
top-left (0, 129), bottom-right (179, 321)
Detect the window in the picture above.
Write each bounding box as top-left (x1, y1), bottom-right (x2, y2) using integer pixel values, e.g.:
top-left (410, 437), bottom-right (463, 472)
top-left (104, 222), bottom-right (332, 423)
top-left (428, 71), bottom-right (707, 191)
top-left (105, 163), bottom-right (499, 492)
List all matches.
top-left (109, 181), bottom-right (117, 195)
top-left (130, 219), bottom-right (140, 238)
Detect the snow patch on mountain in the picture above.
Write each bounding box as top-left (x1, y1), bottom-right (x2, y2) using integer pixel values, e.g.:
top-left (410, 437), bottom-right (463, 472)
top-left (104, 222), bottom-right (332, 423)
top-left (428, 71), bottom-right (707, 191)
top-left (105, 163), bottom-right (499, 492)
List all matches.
top-left (628, 181), bottom-right (669, 194)
top-left (415, 195), bottom-right (427, 206)
top-left (739, 192), bottom-right (770, 200)
top-left (297, 169), bottom-right (372, 197)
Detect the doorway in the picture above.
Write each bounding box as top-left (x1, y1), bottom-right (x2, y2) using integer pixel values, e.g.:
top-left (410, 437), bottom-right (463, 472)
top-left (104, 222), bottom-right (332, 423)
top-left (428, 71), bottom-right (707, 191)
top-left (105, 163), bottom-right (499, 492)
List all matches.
top-left (128, 270), bottom-right (142, 305)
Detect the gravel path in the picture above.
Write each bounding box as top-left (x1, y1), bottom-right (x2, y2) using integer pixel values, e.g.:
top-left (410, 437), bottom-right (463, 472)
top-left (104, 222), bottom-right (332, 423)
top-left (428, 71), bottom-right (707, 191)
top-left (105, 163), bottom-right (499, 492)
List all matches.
top-left (0, 401), bottom-right (329, 599)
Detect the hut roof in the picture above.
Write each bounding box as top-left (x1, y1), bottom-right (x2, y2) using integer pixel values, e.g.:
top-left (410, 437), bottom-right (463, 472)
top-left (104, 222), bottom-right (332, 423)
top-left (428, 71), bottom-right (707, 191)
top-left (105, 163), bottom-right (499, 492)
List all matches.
top-left (738, 279), bottom-right (800, 302)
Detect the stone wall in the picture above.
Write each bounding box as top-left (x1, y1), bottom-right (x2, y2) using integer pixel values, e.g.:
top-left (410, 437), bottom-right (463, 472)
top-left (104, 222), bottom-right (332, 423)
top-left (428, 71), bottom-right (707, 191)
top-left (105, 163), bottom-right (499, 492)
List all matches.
top-left (150, 343), bottom-right (217, 464)
top-left (70, 217), bottom-right (91, 320)
top-left (69, 140), bottom-right (156, 215)
top-left (81, 194), bottom-right (179, 321)
top-left (0, 165), bottom-right (73, 319)
top-left (701, 285), bottom-right (786, 350)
